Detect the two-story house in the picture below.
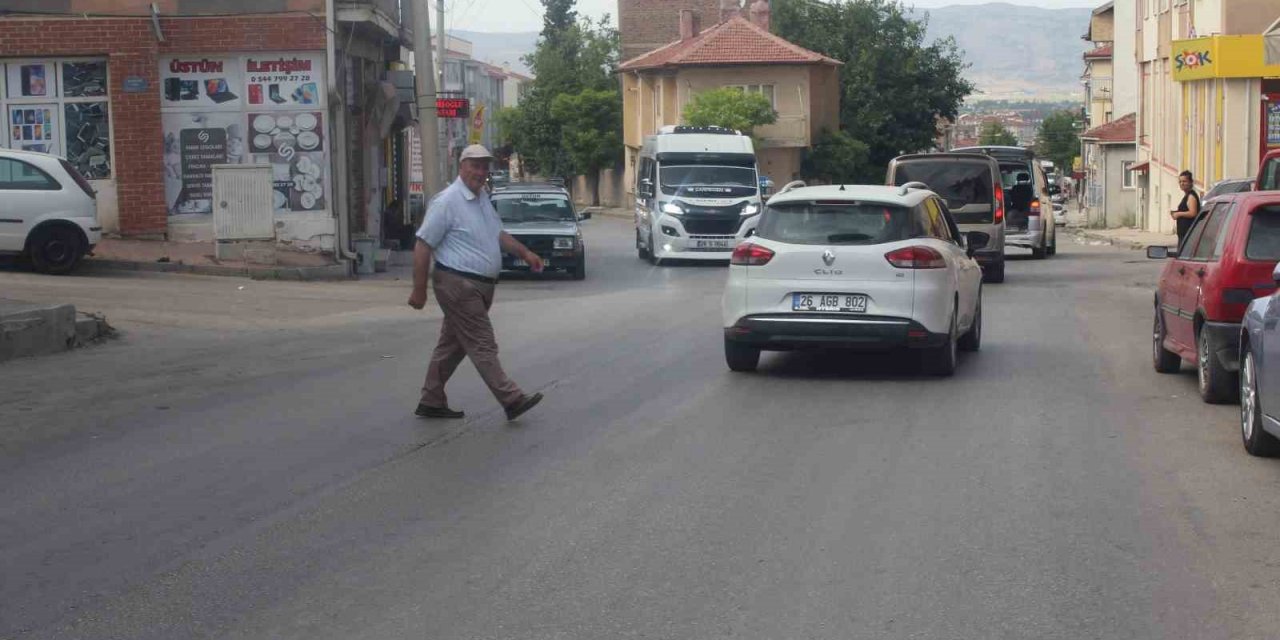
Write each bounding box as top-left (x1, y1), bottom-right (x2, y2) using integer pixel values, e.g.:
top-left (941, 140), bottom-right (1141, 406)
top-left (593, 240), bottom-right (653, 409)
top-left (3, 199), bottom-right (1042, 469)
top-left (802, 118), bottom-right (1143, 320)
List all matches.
top-left (618, 5), bottom-right (841, 194)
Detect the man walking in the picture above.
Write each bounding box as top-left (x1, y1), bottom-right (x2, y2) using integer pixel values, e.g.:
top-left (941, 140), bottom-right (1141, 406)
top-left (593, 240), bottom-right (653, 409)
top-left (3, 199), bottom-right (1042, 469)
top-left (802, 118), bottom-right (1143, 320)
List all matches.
top-left (407, 144), bottom-right (544, 421)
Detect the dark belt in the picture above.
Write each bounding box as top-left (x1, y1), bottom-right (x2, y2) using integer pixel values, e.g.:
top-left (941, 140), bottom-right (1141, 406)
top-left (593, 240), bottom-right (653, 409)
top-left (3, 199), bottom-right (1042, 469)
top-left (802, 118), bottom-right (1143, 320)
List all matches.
top-left (435, 262), bottom-right (498, 285)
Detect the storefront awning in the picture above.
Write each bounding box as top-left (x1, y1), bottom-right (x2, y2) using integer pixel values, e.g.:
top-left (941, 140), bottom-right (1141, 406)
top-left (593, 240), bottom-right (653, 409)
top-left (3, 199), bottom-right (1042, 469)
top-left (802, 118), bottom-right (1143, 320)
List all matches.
top-left (1266, 17), bottom-right (1280, 66)
top-left (1130, 161), bottom-right (1150, 173)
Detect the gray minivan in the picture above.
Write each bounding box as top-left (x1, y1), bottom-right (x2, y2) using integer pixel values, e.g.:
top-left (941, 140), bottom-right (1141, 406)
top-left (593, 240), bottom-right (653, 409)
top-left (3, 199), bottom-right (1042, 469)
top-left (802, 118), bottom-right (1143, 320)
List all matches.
top-left (888, 153), bottom-right (1007, 283)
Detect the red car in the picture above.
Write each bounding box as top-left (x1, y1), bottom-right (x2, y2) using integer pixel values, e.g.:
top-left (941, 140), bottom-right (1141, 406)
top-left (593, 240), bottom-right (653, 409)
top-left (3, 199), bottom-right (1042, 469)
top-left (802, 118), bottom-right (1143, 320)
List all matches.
top-left (1149, 191), bottom-right (1280, 403)
top-left (1259, 149), bottom-right (1280, 190)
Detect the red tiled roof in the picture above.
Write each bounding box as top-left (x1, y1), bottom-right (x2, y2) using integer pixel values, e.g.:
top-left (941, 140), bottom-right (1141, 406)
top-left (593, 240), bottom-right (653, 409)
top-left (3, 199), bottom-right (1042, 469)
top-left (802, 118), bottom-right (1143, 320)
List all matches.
top-left (1084, 44), bottom-right (1113, 59)
top-left (620, 16), bottom-right (841, 71)
top-left (1081, 112), bottom-right (1135, 143)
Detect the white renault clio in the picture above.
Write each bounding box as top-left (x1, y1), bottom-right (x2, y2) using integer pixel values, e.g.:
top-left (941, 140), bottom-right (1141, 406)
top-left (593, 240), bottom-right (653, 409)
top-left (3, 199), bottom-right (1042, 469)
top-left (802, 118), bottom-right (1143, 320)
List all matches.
top-left (722, 183), bottom-right (984, 375)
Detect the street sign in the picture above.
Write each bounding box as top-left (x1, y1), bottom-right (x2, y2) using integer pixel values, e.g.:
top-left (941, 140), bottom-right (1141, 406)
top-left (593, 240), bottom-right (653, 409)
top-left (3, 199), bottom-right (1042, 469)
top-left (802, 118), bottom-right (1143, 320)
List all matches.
top-left (436, 97), bottom-right (470, 119)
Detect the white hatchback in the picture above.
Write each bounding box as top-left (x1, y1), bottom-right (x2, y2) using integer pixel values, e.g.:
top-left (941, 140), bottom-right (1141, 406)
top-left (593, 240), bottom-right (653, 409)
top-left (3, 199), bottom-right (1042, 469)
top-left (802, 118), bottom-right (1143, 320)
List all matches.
top-left (0, 149), bottom-right (100, 274)
top-left (722, 184), bottom-right (984, 375)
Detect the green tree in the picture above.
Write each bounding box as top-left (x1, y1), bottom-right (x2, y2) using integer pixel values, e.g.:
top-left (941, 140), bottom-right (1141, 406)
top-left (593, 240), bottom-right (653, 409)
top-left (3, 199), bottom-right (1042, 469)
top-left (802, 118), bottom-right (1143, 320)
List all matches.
top-left (773, 0), bottom-right (974, 181)
top-left (551, 88), bottom-right (623, 205)
top-left (1036, 110), bottom-right (1081, 175)
top-left (801, 129), bottom-right (871, 184)
top-left (507, 9), bottom-right (620, 180)
top-left (978, 120), bottom-right (1018, 146)
top-left (682, 88), bottom-right (777, 136)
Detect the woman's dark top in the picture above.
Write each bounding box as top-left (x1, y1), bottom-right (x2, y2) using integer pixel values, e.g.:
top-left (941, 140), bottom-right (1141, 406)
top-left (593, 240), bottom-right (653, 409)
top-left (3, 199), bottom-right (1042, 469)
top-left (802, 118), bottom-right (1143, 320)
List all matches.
top-left (1176, 189), bottom-right (1200, 247)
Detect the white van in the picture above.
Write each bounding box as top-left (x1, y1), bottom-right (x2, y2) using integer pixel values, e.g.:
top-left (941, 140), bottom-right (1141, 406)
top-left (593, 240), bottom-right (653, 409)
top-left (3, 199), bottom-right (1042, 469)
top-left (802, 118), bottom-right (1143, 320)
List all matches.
top-left (634, 126), bottom-right (763, 264)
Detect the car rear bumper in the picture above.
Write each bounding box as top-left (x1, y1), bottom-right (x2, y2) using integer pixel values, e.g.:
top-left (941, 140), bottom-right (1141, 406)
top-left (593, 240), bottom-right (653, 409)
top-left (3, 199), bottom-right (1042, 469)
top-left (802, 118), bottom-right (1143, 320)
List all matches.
top-left (1005, 227), bottom-right (1044, 249)
top-left (973, 250), bottom-right (1003, 265)
top-left (1203, 320), bottom-right (1242, 373)
top-left (724, 314), bottom-right (948, 351)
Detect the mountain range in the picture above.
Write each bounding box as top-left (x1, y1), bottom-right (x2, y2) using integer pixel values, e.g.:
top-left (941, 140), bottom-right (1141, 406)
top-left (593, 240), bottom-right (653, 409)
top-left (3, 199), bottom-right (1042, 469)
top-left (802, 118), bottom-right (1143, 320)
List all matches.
top-left (452, 2), bottom-right (1093, 100)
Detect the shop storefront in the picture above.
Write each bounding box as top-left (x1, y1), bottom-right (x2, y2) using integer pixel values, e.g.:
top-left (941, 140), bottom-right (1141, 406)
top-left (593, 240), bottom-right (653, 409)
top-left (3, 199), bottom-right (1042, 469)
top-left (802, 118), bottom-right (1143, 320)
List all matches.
top-left (1141, 34), bottom-right (1280, 233)
top-left (0, 58), bottom-right (116, 227)
top-left (160, 52), bottom-right (333, 250)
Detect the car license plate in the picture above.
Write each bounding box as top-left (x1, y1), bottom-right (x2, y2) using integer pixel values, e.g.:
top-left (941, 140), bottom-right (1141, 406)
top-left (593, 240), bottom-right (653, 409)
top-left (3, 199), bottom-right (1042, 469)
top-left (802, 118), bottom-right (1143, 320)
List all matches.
top-left (694, 239), bottom-right (732, 249)
top-left (792, 293), bottom-right (867, 313)
top-left (513, 258), bottom-right (548, 267)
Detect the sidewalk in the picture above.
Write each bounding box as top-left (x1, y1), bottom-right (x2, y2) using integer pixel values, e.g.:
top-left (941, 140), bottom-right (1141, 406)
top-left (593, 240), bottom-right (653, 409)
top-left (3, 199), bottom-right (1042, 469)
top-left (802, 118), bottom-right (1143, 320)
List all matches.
top-left (86, 238), bottom-right (352, 281)
top-left (1069, 226), bottom-right (1176, 251)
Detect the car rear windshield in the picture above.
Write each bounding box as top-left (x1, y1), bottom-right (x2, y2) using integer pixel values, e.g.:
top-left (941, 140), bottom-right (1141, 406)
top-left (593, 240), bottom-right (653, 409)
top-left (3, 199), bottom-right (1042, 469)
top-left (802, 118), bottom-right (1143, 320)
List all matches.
top-left (758, 201), bottom-right (910, 245)
top-left (493, 193), bottom-right (575, 222)
top-left (1245, 206), bottom-right (1280, 260)
top-left (59, 159), bottom-right (96, 199)
top-left (894, 162), bottom-right (993, 224)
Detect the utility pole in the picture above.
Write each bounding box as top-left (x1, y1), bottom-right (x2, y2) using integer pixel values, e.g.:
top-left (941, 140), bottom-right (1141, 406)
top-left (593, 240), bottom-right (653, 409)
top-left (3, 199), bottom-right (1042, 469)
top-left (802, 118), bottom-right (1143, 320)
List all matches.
top-left (437, 0), bottom-right (450, 182)
top-left (413, 0), bottom-right (444, 196)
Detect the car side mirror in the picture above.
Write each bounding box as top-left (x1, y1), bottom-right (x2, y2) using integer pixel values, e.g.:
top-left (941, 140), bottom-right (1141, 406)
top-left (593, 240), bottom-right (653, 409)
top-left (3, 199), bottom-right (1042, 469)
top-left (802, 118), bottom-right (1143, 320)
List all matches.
top-left (1147, 246), bottom-right (1177, 259)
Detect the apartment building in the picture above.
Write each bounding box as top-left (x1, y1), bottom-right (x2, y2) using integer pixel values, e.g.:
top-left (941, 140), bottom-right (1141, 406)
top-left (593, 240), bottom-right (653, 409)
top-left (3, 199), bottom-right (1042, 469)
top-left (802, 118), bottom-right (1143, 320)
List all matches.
top-left (1134, 0), bottom-right (1280, 234)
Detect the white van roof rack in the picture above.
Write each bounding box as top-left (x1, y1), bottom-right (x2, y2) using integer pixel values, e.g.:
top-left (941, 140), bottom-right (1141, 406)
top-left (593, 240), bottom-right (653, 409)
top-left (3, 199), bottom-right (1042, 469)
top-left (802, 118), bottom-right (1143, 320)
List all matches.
top-left (899, 181), bottom-right (929, 196)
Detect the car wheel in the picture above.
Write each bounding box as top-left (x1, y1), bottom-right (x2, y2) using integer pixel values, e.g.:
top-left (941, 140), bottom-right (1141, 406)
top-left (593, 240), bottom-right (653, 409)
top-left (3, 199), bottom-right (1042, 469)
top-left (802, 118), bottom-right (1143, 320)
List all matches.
top-left (636, 229), bottom-right (650, 260)
top-left (958, 294), bottom-right (981, 352)
top-left (1241, 349), bottom-right (1280, 456)
top-left (647, 231), bottom-right (660, 266)
top-left (1152, 307), bottom-right (1181, 373)
top-left (29, 225), bottom-right (84, 275)
top-left (724, 337), bottom-right (760, 372)
top-left (922, 308), bottom-right (958, 376)
top-left (1197, 326), bottom-right (1238, 404)
top-left (572, 254), bottom-right (586, 280)
top-left (982, 261), bottom-right (1005, 284)
top-left (1046, 231), bottom-right (1057, 256)
top-left (1031, 245), bottom-right (1046, 259)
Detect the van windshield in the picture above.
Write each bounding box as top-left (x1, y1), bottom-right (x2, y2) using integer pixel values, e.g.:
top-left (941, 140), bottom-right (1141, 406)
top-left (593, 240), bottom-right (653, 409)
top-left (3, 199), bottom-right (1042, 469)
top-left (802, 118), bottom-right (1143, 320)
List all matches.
top-left (758, 202), bottom-right (911, 245)
top-left (659, 165), bottom-right (757, 198)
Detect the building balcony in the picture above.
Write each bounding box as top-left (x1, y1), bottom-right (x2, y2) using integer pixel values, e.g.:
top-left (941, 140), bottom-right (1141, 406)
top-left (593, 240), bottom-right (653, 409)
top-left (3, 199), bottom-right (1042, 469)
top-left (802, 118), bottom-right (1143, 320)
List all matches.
top-left (756, 115), bottom-right (809, 148)
top-left (337, 0), bottom-right (410, 46)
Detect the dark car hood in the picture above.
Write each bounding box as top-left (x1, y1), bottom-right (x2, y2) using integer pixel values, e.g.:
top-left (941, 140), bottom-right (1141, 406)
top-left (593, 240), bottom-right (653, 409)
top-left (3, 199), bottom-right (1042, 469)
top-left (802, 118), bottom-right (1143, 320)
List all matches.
top-left (502, 220), bottom-right (578, 235)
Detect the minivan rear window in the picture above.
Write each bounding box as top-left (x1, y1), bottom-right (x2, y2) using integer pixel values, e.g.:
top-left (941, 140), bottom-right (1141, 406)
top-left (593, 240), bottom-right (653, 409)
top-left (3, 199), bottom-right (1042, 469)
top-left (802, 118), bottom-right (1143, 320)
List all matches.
top-left (758, 202), bottom-right (909, 245)
top-left (1245, 206), bottom-right (1280, 261)
top-left (894, 162), bottom-right (993, 224)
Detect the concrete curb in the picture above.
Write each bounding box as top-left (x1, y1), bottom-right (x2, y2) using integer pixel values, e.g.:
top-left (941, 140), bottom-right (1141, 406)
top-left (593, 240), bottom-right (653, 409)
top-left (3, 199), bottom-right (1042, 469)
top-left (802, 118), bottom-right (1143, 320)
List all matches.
top-left (1070, 228), bottom-right (1168, 252)
top-left (0, 303), bottom-right (114, 362)
top-left (82, 258), bottom-right (354, 281)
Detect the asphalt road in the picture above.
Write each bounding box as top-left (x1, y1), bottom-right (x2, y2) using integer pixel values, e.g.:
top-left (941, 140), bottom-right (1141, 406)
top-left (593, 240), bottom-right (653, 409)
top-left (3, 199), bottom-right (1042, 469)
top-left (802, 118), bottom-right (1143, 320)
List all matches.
top-left (3, 216), bottom-right (1279, 639)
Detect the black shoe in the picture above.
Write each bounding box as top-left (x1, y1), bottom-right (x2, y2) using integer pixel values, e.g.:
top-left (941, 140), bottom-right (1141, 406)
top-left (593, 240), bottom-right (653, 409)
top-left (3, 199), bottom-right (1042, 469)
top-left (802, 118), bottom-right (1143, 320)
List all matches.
top-left (504, 392), bottom-right (543, 421)
top-left (415, 404), bottom-right (465, 419)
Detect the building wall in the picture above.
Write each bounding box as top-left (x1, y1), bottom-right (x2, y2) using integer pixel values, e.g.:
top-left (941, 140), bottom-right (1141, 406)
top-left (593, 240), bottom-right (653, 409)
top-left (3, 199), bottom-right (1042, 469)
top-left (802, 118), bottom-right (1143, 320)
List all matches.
top-left (1089, 8), bottom-right (1115, 43)
top-left (0, 14), bottom-right (325, 237)
top-left (1103, 144), bottom-right (1137, 228)
top-left (676, 65), bottom-right (814, 147)
top-left (1112, 0), bottom-right (1138, 115)
top-left (1086, 58), bottom-right (1114, 128)
top-left (1136, 0), bottom-right (1279, 233)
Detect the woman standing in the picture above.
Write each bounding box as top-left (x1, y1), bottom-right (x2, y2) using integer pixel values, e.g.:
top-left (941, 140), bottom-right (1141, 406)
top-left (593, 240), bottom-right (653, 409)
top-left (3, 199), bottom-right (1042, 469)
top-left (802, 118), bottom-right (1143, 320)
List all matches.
top-left (1171, 170), bottom-right (1201, 248)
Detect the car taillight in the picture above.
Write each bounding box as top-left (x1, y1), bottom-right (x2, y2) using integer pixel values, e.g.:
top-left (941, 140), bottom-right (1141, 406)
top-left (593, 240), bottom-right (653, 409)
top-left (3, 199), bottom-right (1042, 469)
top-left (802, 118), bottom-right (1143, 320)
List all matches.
top-left (885, 246), bottom-right (946, 269)
top-left (993, 181), bottom-right (1005, 223)
top-left (59, 159), bottom-right (96, 200)
top-left (731, 242), bottom-right (774, 266)
top-left (1029, 198), bottom-right (1041, 217)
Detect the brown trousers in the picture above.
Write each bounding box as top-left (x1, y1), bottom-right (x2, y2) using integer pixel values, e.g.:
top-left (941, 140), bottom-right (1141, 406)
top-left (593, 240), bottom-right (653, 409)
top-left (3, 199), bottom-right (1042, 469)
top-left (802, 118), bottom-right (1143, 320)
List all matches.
top-left (421, 268), bottom-right (524, 409)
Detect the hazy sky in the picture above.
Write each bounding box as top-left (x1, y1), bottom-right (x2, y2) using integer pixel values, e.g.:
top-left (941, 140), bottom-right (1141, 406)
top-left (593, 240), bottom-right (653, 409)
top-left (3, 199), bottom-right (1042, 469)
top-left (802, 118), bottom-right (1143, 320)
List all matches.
top-left (442, 0), bottom-right (1099, 33)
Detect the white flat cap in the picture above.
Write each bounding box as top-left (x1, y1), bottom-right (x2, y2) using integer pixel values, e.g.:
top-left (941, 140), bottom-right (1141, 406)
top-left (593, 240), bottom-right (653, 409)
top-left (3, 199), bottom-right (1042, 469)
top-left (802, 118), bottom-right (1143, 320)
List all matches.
top-left (459, 144), bottom-right (493, 161)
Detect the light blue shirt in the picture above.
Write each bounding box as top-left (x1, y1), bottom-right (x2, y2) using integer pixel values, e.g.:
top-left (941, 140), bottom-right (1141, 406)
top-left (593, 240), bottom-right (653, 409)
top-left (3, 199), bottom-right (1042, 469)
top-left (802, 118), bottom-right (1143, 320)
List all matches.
top-left (416, 178), bottom-right (504, 278)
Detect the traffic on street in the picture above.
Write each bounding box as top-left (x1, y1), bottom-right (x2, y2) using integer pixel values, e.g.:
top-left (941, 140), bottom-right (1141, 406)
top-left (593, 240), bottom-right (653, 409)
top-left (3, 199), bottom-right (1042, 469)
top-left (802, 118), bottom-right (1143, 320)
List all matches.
top-left (4, 211), bottom-right (1280, 637)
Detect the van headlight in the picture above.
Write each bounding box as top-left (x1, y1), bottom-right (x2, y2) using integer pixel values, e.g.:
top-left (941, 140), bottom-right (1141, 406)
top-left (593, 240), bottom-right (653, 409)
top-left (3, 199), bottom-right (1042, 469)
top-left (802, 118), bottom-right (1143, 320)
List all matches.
top-left (662, 202), bottom-right (685, 216)
top-left (741, 203), bottom-right (760, 216)
top-left (554, 237), bottom-right (575, 250)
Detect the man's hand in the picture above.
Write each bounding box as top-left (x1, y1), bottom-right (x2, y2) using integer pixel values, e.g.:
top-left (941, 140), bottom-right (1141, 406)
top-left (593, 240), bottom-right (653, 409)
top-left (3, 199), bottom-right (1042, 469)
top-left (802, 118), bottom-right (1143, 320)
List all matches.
top-left (408, 287), bottom-right (428, 310)
top-left (524, 250), bottom-right (545, 273)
